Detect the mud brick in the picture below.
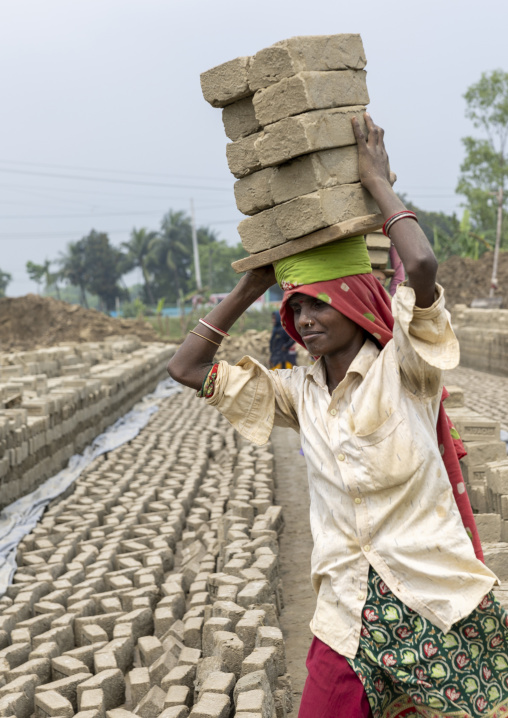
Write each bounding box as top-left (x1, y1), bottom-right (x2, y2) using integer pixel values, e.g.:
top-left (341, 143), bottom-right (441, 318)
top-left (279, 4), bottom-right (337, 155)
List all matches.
top-left (128, 666), bottom-right (150, 707)
top-left (253, 106), bottom-right (367, 172)
top-left (202, 618), bottom-right (232, 658)
top-left (34, 689), bottom-right (74, 717)
top-left (0, 641), bottom-right (31, 670)
top-left (105, 710), bottom-right (139, 718)
top-left (116, 608), bottom-right (153, 642)
top-left (189, 692), bottom-right (230, 718)
top-left (8, 656), bottom-right (51, 684)
top-left (442, 385), bottom-right (465, 409)
top-left (154, 607), bottom-right (176, 637)
top-left (238, 184), bottom-right (378, 253)
top-left (235, 611), bottom-right (266, 657)
top-left (164, 685), bottom-right (192, 708)
top-left (78, 688), bottom-right (104, 714)
top-left (52, 655), bottom-right (91, 680)
top-left (200, 56), bottom-right (251, 108)
top-left (0, 690), bottom-right (33, 718)
top-left (466, 442), bottom-right (506, 466)
top-left (237, 581), bottom-right (272, 609)
top-left (248, 34), bottom-right (366, 91)
top-left (446, 411), bottom-right (500, 442)
top-left (148, 648), bottom-right (179, 687)
top-left (160, 663), bottom-right (196, 692)
top-left (77, 669), bottom-right (125, 712)
top-left (225, 133), bottom-right (263, 179)
top-left (183, 617), bottom-right (204, 650)
top-left (138, 635), bottom-right (164, 666)
top-left (134, 684), bottom-right (165, 717)
top-left (241, 647), bottom-right (277, 690)
top-left (368, 249), bottom-right (389, 269)
top-left (235, 145), bottom-right (360, 215)
top-left (251, 554), bottom-right (278, 584)
top-left (94, 650), bottom-right (118, 672)
top-left (222, 98), bottom-right (261, 142)
top-left (75, 613), bottom-right (123, 646)
top-left (365, 231), bottom-right (391, 250)
top-left (486, 461), bottom-right (508, 496)
top-left (36, 672), bottom-right (91, 712)
top-left (212, 631), bottom-right (244, 678)
top-left (475, 514), bottom-right (501, 543)
top-left (253, 69), bottom-right (368, 127)
top-left (235, 688), bottom-right (274, 716)
top-left (63, 643), bottom-right (108, 672)
top-left (255, 626), bottom-right (285, 675)
top-left (159, 590), bottom-right (185, 619)
top-left (201, 671), bottom-right (235, 696)
top-left (159, 707), bottom-right (189, 718)
top-left (483, 543), bottom-right (508, 581)
top-left (99, 637), bottom-right (134, 673)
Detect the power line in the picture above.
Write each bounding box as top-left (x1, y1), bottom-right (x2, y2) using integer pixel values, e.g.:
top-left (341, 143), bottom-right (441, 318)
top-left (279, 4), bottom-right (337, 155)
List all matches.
top-left (0, 159), bottom-right (232, 184)
top-left (0, 168), bottom-right (232, 191)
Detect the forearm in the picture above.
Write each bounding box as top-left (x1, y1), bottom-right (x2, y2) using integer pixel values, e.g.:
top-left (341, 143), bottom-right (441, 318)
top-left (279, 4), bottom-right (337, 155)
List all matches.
top-left (167, 272), bottom-right (271, 390)
top-left (368, 179), bottom-right (437, 307)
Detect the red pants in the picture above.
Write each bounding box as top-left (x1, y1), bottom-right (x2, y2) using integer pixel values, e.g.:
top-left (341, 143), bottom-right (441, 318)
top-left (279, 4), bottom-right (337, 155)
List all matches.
top-left (299, 637), bottom-right (373, 718)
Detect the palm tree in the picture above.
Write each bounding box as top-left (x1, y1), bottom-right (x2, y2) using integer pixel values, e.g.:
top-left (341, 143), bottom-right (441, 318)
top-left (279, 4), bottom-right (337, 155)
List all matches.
top-left (122, 227), bottom-right (159, 305)
top-left (153, 210), bottom-right (193, 301)
top-left (59, 241), bottom-right (89, 307)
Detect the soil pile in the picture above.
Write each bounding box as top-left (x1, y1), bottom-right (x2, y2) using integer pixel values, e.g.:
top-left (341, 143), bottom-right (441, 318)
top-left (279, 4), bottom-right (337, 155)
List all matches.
top-left (0, 294), bottom-right (160, 351)
top-left (437, 252), bottom-right (508, 308)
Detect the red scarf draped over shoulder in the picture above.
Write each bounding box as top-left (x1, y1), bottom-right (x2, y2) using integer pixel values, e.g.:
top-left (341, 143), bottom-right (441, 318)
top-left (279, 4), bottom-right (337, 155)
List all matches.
top-left (280, 273), bottom-right (484, 562)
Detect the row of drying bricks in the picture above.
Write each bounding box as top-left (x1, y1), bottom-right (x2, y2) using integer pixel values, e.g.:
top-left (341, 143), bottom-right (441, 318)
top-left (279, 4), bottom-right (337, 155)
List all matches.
top-left (0, 341), bottom-right (176, 507)
top-left (0, 390), bottom-right (290, 718)
top-left (445, 385), bottom-right (508, 591)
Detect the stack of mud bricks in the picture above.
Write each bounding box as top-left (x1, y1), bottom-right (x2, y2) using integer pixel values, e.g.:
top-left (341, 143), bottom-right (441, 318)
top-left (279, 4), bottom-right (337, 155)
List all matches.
top-left (200, 34), bottom-right (380, 255)
top-left (0, 336), bottom-right (176, 510)
top-left (0, 387), bottom-right (290, 718)
top-left (364, 231), bottom-right (390, 270)
top-left (451, 306), bottom-right (508, 378)
top-left (444, 387), bottom-right (508, 586)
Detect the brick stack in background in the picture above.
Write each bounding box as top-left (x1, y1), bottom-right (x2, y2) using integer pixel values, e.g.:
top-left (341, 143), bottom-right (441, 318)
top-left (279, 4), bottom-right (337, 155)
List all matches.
top-left (200, 34), bottom-right (383, 258)
top-left (365, 231), bottom-right (391, 271)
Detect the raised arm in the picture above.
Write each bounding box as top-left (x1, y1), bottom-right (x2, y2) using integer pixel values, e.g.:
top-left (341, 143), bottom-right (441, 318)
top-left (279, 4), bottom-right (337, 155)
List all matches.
top-left (167, 266), bottom-right (276, 391)
top-left (352, 113), bottom-right (438, 308)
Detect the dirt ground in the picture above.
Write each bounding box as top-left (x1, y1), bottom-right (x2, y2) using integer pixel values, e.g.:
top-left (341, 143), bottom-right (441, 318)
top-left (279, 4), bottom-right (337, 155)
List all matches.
top-left (272, 425), bottom-right (315, 715)
top-left (437, 251), bottom-right (508, 308)
top-left (0, 294), bottom-right (160, 350)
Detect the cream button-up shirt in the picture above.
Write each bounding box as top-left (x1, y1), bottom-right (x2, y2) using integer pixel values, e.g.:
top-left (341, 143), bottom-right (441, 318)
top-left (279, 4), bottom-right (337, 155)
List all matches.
top-left (206, 284), bottom-right (498, 659)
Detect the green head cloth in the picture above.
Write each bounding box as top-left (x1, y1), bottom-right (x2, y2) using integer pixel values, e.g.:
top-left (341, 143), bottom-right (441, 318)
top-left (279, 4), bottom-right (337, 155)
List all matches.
top-left (274, 235), bottom-right (372, 289)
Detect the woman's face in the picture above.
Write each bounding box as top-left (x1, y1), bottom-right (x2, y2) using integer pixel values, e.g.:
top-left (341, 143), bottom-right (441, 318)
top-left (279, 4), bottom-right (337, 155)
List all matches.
top-left (287, 293), bottom-right (364, 357)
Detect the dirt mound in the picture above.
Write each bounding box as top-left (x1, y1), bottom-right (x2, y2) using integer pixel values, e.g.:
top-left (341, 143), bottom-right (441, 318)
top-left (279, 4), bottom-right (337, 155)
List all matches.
top-left (0, 294), bottom-right (161, 351)
top-left (437, 252), bottom-right (508, 308)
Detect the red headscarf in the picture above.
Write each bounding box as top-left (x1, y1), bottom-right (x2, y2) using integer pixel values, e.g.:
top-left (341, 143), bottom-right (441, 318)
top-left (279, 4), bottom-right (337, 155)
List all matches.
top-left (280, 273), bottom-right (484, 562)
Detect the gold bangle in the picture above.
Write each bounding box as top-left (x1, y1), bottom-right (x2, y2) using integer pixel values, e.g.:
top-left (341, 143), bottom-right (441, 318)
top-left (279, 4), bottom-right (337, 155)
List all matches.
top-left (189, 330), bottom-right (222, 347)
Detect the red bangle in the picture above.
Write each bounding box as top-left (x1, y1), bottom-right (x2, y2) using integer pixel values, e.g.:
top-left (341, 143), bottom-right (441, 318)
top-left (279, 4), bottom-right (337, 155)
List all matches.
top-left (382, 211), bottom-right (418, 238)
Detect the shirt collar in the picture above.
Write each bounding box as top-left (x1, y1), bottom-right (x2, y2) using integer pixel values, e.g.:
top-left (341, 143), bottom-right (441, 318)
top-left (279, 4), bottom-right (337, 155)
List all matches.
top-left (306, 339), bottom-right (380, 390)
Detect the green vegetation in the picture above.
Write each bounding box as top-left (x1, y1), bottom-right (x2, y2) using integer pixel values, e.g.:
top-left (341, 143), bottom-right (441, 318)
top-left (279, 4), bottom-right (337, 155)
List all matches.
top-left (0, 269), bottom-right (11, 298)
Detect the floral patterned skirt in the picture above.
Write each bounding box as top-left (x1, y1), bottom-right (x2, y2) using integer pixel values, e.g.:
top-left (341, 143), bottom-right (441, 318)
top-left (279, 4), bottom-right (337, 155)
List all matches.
top-left (346, 570), bottom-right (508, 717)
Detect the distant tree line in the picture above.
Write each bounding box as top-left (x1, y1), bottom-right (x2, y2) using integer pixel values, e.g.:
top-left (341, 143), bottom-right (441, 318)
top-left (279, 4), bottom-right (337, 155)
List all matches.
top-left (25, 210), bottom-right (246, 311)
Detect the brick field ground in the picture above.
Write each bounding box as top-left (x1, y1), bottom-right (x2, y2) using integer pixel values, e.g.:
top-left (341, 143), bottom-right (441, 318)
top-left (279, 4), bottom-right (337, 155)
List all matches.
top-left (445, 366), bottom-right (508, 432)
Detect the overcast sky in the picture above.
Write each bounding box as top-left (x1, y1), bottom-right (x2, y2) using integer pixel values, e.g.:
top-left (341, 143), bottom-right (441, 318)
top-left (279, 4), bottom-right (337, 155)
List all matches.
top-left (1, 0), bottom-right (507, 296)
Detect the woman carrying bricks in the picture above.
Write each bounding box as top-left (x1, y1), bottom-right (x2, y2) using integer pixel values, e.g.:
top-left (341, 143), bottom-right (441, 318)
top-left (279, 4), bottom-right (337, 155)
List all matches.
top-left (168, 114), bottom-right (508, 718)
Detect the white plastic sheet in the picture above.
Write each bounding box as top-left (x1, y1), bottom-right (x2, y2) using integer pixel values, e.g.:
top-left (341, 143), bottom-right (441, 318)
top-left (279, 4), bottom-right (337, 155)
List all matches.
top-left (0, 377), bottom-right (182, 595)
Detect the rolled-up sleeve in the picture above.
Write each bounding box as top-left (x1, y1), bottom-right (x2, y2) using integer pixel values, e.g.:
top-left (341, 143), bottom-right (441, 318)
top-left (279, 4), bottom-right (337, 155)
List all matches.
top-left (392, 282), bottom-right (460, 397)
top-left (206, 356), bottom-right (299, 445)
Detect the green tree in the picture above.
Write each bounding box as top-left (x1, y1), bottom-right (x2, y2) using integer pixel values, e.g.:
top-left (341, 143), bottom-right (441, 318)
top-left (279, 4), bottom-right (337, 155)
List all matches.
top-left (148, 210), bottom-right (193, 302)
top-left (60, 231), bottom-right (128, 311)
top-left (0, 269), bottom-right (11, 298)
top-left (59, 240), bottom-right (89, 307)
top-left (122, 227), bottom-right (158, 305)
top-left (26, 259), bottom-right (61, 298)
top-left (456, 70), bottom-right (508, 249)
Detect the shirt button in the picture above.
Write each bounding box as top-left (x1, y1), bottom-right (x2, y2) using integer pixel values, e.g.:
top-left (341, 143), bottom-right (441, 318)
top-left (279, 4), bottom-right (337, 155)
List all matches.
top-left (357, 593), bottom-right (365, 601)
top-left (330, 409), bottom-right (337, 416)
top-left (364, 544), bottom-right (371, 552)
top-left (354, 498), bottom-right (362, 505)
top-left (338, 453), bottom-right (345, 461)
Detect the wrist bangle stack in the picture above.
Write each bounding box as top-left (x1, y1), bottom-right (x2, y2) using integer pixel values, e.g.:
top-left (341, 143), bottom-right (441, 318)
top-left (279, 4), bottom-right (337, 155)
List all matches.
top-left (382, 211), bottom-right (418, 238)
top-left (199, 319), bottom-right (230, 338)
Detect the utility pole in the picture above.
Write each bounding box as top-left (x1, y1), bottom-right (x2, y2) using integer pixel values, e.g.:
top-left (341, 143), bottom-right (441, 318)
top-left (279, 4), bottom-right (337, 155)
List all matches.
top-left (190, 199), bottom-right (202, 292)
top-left (490, 186), bottom-right (504, 297)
